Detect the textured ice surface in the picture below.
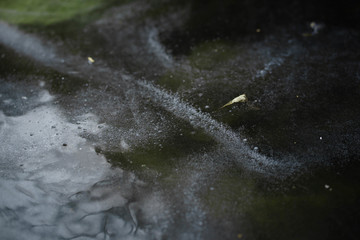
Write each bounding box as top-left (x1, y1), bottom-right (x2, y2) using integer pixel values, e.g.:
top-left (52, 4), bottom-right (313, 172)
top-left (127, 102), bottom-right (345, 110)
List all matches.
top-left (0, 90), bottom-right (168, 240)
top-left (1, 1), bottom-right (360, 239)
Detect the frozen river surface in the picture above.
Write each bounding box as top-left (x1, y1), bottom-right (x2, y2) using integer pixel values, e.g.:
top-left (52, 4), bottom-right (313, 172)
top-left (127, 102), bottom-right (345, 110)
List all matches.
top-left (1, 1), bottom-right (360, 239)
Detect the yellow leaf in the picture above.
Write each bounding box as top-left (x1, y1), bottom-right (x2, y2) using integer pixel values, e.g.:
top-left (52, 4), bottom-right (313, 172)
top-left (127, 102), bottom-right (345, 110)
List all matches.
top-left (220, 94), bottom-right (247, 109)
top-left (87, 57), bottom-right (95, 64)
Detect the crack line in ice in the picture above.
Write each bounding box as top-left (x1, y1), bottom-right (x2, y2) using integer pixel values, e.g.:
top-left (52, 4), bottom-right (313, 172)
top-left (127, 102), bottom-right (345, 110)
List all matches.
top-left (137, 81), bottom-right (301, 178)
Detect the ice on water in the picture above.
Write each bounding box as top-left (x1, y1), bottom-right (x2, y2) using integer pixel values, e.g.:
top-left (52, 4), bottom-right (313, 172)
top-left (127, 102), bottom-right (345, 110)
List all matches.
top-left (0, 89), bottom-right (168, 240)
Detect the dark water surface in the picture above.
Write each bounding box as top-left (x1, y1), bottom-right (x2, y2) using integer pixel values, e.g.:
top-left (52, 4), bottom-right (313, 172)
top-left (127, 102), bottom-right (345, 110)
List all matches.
top-left (1, 0), bottom-right (360, 239)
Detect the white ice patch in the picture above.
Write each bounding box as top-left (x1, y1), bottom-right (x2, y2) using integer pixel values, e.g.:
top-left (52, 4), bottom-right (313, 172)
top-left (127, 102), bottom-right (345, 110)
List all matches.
top-left (0, 105), bottom-right (110, 189)
top-left (0, 93), bottom-right (169, 240)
